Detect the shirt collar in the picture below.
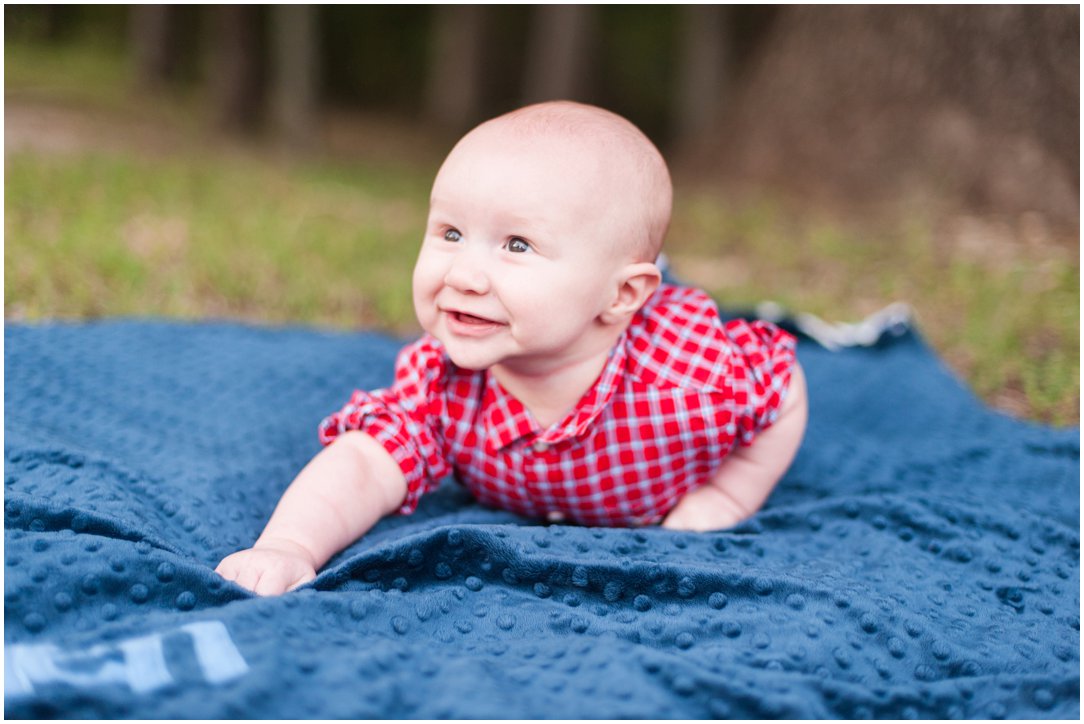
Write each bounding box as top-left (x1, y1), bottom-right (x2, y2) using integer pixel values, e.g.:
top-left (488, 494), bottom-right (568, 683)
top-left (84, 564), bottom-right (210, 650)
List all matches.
top-left (483, 337), bottom-right (629, 452)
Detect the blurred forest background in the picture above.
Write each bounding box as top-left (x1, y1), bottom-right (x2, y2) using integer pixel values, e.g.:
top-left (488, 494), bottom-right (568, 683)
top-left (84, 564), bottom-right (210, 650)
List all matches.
top-left (4, 5), bottom-right (1079, 425)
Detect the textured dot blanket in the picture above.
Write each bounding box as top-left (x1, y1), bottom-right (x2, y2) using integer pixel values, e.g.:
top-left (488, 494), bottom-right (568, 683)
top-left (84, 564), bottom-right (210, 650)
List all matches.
top-left (3, 315), bottom-right (1079, 718)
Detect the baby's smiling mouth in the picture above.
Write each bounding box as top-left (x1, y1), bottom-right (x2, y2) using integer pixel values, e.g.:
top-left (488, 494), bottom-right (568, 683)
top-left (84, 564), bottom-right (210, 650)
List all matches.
top-left (444, 308), bottom-right (505, 328)
top-left (454, 311), bottom-right (496, 325)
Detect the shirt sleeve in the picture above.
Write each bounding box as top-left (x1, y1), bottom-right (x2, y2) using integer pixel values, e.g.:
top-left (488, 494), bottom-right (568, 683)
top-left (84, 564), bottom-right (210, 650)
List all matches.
top-left (317, 336), bottom-right (450, 515)
top-left (720, 319), bottom-right (798, 447)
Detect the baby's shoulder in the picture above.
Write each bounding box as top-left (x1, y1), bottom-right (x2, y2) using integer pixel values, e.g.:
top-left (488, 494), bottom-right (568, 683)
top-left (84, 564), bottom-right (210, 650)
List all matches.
top-left (624, 284), bottom-right (730, 390)
top-left (626, 284), bottom-right (792, 390)
top-left (638, 284), bottom-right (722, 329)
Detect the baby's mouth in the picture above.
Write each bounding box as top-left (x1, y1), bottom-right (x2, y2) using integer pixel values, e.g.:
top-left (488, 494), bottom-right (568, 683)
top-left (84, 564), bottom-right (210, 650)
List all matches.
top-left (452, 311), bottom-right (497, 325)
top-left (443, 309), bottom-right (506, 332)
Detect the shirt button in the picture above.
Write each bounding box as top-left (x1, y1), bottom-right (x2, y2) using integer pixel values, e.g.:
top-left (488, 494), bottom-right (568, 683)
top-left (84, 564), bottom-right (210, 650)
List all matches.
top-left (532, 441), bottom-right (550, 453)
top-left (547, 511), bottom-right (566, 523)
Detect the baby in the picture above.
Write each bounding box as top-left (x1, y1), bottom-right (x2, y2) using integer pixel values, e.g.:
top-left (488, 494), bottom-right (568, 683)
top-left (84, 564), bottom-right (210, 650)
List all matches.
top-left (217, 101), bottom-right (808, 596)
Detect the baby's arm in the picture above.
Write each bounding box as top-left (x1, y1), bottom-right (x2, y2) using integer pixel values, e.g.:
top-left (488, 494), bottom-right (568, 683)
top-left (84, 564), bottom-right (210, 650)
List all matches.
top-left (662, 362), bottom-right (808, 531)
top-left (216, 431), bottom-right (406, 596)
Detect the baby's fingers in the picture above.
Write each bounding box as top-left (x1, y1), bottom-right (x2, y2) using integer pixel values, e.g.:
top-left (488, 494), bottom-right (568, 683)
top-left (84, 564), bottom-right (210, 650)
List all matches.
top-left (252, 567), bottom-right (301, 597)
top-left (234, 565), bottom-right (264, 594)
top-left (215, 556), bottom-right (242, 583)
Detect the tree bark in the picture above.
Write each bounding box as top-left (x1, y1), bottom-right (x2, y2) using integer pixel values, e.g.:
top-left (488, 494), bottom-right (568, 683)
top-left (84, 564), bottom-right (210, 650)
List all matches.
top-left (674, 5), bottom-right (730, 141)
top-left (425, 5), bottom-right (487, 131)
top-left (522, 5), bottom-right (595, 104)
top-left (271, 5), bottom-right (319, 150)
top-left (209, 5), bottom-right (263, 134)
top-left (130, 5), bottom-right (177, 92)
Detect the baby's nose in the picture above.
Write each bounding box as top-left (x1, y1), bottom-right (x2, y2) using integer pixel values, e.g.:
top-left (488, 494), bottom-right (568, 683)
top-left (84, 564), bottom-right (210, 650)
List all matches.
top-left (443, 252), bottom-right (490, 295)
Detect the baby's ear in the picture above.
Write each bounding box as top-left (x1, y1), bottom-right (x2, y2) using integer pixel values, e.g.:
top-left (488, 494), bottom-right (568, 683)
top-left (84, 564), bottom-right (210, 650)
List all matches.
top-left (600, 262), bottom-right (661, 325)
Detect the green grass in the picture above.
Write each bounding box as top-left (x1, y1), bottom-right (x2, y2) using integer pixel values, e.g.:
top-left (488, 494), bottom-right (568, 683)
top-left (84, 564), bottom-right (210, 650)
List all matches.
top-left (4, 38), bottom-right (1079, 426)
top-left (6, 35), bottom-right (132, 109)
top-left (5, 151), bottom-right (430, 330)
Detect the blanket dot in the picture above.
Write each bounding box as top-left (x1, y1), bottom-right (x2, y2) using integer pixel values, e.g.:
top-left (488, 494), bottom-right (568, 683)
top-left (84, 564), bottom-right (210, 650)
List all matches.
top-left (708, 592), bottom-right (728, 609)
top-left (54, 592), bottom-right (73, 611)
top-left (931, 640), bottom-right (951, 660)
top-left (349, 600), bottom-right (367, 620)
top-left (23, 613), bottom-right (46, 632)
top-left (572, 566), bottom-right (589, 587)
top-left (130, 584), bottom-right (150, 604)
top-left (914, 665), bottom-right (937, 682)
top-left (833, 648), bottom-right (851, 669)
top-left (465, 576), bottom-right (483, 591)
top-left (672, 675), bottom-right (696, 696)
top-left (81, 574), bottom-right (100, 595)
top-left (176, 591), bottom-right (196, 610)
top-left (633, 595), bottom-right (652, 611)
top-left (677, 577), bottom-right (696, 598)
top-left (156, 562), bottom-right (175, 582)
top-left (1032, 688), bottom-right (1055, 710)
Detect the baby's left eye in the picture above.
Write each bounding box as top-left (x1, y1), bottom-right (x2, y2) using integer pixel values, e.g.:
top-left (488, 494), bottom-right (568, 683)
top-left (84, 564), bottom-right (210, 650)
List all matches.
top-left (506, 237), bottom-right (531, 254)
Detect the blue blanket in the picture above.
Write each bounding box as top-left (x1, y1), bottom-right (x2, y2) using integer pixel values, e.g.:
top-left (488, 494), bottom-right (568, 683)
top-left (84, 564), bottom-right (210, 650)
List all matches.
top-left (4, 316), bottom-right (1079, 718)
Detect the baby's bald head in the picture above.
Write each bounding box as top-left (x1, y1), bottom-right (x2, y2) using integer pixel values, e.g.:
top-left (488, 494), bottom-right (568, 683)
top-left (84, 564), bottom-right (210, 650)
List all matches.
top-left (441, 101), bottom-right (673, 263)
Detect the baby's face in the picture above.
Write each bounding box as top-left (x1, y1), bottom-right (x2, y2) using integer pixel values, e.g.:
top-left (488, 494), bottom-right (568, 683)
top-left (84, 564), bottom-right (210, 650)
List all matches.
top-left (412, 130), bottom-right (634, 374)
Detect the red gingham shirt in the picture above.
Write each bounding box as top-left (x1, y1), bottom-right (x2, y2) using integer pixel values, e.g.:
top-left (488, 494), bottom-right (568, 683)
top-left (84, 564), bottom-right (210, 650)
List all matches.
top-left (319, 284), bottom-right (797, 527)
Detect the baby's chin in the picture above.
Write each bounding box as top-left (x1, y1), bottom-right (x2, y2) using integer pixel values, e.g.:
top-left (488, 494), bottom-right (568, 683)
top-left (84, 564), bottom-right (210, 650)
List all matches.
top-left (440, 344), bottom-right (497, 371)
top-left (426, 330), bottom-right (498, 371)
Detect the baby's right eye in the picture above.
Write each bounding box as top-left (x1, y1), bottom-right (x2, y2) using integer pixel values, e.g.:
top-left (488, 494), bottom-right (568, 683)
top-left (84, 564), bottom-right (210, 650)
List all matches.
top-left (443, 228), bottom-right (462, 243)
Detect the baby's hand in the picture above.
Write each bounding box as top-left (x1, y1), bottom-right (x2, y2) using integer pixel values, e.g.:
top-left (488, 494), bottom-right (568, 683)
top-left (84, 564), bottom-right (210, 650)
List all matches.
top-left (661, 484), bottom-right (748, 532)
top-left (215, 538), bottom-right (317, 596)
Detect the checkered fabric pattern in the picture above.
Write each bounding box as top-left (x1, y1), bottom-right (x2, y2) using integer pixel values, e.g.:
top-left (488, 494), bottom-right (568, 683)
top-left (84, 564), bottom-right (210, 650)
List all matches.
top-left (319, 284), bottom-right (797, 527)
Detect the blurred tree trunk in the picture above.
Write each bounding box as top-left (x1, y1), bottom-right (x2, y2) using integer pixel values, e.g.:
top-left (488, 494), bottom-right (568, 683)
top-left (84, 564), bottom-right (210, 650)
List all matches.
top-left (209, 5), bottom-right (263, 134)
top-left (425, 5), bottom-right (487, 130)
top-left (130, 5), bottom-right (177, 92)
top-left (691, 5), bottom-right (1079, 225)
top-left (674, 5), bottom-right (731, 141)
top-left (271, 4), bottom-right (319, 150)
top-left (522, 5), bottom-right (595, 104)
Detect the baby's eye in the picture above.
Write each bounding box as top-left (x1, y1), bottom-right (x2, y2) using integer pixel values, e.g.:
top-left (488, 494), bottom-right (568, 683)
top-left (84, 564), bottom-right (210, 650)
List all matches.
top-left (505, 237), bottom-right (531, 254)
top-left (443, 228), bottom-right (462, 243)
